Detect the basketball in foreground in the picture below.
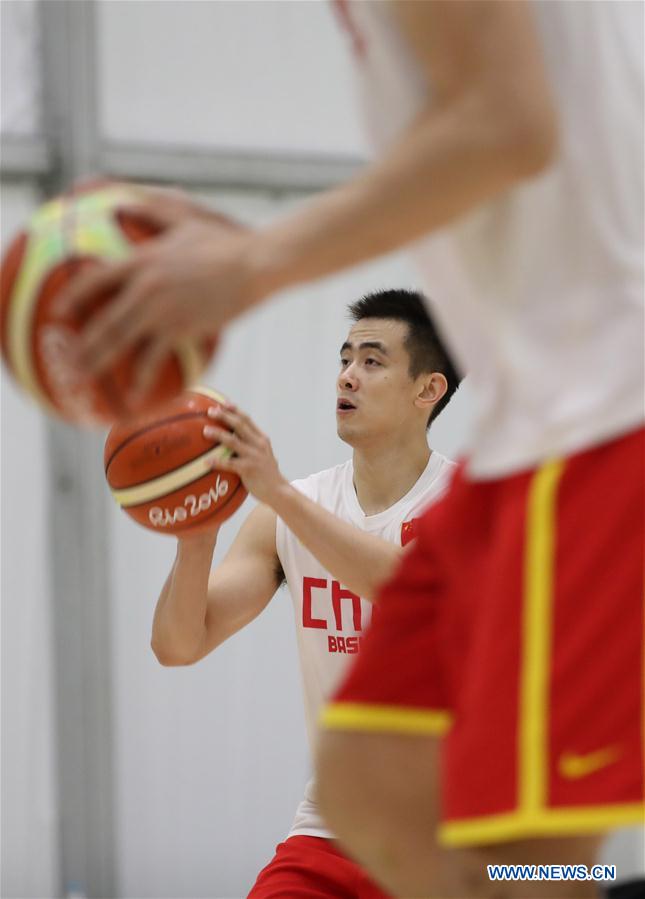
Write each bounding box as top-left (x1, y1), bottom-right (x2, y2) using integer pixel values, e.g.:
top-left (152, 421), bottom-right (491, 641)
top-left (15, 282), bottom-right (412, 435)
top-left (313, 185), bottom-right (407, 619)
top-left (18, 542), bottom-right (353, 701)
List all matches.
top-left (105, 386), bottom-right (247, 536)
top-left (0, 182), bottom-right (216, 426)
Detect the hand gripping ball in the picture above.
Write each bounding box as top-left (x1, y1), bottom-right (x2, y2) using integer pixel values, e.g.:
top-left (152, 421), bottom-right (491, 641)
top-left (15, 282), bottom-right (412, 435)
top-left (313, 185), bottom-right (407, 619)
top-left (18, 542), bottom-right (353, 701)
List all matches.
top-left (0, 182), bottom-right (217, 426)
top-left (104, 386), bottom-right (247, 536)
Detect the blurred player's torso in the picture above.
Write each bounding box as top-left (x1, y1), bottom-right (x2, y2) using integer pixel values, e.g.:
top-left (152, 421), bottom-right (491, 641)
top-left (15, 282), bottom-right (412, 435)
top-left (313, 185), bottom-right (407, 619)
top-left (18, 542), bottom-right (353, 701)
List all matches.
top-left (341, 0), bottom-right (644, 477)
top-left (276, 452), bottom-right (455, 838)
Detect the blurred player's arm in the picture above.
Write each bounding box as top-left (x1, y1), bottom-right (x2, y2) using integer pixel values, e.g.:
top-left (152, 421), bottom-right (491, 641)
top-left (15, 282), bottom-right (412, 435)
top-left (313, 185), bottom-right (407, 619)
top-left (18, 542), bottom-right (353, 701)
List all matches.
top-left (151, 503), bottom-right (280, 666)
top-left (249, 0), bottom-right (558, 297)
top-left (207, 405), bottom-right (404, 602)
top-left (59, 0), bottom-right (557, 376)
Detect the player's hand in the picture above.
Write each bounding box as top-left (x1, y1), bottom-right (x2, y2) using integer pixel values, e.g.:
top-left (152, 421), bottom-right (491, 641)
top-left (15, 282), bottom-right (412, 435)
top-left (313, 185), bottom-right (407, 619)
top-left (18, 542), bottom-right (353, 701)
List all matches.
top-left (203, 404), bottom-right (287, 507)
top-left (116, 184), bottom-right (246, 233)
top-left (55, 215), bottom-right (265, 384)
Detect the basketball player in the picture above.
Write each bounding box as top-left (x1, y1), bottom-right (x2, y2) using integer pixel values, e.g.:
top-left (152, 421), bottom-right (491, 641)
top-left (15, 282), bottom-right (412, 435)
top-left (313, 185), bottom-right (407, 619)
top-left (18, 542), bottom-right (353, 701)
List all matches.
top-left (150, 289), bottom-right (459, 898)
top-left (60, 3), bottom-right (643, 896)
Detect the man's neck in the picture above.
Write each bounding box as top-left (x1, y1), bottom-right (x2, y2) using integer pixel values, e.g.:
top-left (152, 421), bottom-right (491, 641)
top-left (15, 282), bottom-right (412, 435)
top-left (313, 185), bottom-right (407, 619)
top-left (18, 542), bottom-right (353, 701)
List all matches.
top-left (352, 438), bottom-right (432, 516)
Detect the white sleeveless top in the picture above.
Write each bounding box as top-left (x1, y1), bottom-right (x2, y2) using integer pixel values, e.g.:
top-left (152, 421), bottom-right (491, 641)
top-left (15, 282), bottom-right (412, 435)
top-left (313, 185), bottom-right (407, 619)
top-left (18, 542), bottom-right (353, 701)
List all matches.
top-left (276, 451), bottom-right (455, 839)
top-left (338, 0), bottom-right (644, 477)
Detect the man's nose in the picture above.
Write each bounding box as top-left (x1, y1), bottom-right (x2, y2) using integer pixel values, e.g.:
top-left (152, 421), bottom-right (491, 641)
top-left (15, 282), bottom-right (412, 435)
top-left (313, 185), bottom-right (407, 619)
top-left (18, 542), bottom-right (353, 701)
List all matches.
top-left (339, 363), bottom-right (358, 390)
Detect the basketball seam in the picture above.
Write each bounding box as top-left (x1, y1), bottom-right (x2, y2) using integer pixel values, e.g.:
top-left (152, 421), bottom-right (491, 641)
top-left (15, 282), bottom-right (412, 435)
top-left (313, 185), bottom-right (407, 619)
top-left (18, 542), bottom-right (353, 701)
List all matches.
top-left (0, 231), bottom-right (28, 374)
top-left (65, 189), bottom-right (126, 420)
top-left (104, 411), bottom-right (210, 474)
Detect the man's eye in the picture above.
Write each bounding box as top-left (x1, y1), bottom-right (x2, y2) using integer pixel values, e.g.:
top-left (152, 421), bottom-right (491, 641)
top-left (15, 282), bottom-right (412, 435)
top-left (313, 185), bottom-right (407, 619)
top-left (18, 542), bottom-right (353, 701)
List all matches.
top-left (366, 358), bottom-right (380, 366)
top-left (340, 358), bottom-right (349, 368)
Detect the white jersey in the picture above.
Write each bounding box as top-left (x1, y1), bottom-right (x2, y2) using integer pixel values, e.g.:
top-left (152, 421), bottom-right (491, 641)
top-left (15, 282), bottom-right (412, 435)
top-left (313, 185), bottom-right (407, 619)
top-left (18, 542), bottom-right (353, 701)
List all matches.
top-left (276, 451), bottom-right (455, 839)
top-left (339, 0), bottom-right (644, 477)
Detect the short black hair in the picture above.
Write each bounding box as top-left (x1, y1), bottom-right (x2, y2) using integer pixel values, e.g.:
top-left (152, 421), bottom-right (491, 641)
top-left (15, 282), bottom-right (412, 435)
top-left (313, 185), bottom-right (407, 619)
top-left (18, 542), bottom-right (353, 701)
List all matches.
top-left (348, 288), bottom-right (461, 425)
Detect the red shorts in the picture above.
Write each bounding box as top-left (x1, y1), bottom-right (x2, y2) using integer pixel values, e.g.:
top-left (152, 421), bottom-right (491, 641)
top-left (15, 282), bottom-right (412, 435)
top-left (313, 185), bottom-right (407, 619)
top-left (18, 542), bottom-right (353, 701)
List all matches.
top-left (323, 427), bottom-right (645, 848)
top-left (248, 835), bottom-right (390, 898)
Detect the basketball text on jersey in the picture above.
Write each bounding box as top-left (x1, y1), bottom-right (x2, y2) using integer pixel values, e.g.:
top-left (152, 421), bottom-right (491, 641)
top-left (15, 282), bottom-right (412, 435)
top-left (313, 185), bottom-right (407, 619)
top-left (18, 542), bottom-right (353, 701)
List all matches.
top-left (301, 576), bottom-right (364, 654)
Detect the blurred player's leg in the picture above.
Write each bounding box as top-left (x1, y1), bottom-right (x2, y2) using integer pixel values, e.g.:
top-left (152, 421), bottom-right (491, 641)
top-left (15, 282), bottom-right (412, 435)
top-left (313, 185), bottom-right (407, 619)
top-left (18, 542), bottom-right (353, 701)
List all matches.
top-left (320, 428), bottom-right (644, 897)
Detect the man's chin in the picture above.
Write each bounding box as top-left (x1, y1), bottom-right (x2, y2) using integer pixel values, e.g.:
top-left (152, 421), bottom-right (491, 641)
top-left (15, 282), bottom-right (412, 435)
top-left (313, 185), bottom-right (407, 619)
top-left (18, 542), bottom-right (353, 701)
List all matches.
top-left (337, 421), bottom-right (361, 446)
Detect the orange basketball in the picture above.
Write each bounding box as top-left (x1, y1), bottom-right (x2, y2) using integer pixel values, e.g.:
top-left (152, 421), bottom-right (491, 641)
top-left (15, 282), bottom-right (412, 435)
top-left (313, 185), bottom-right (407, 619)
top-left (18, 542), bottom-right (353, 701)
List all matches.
top-left (0, 182), bottom-right (217, 426)
top-left (104, 386), bottom-right (247, 536)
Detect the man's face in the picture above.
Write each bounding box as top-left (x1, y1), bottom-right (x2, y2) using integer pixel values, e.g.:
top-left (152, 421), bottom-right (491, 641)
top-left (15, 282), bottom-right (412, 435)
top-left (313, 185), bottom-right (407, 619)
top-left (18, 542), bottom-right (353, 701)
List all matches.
top-left (336, 318), bottom-right (423, 446)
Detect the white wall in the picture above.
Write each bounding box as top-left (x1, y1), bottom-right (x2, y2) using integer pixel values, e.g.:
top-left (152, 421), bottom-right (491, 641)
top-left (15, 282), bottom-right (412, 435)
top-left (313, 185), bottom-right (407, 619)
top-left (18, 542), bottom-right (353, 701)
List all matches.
top-left (0, 0), bottom-right (41, 135)
top-left (98, 0), bottom-right (367, 156)
top-left (1, 182), bottom-right (60, 899)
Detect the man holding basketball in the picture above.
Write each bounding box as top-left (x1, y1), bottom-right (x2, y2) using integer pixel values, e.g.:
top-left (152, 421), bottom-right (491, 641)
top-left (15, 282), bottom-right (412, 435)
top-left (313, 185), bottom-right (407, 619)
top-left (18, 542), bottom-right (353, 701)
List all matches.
top-left (60, 2), bottom-right (644, 896)
top-left (150, 289), bottom-right (459, 898)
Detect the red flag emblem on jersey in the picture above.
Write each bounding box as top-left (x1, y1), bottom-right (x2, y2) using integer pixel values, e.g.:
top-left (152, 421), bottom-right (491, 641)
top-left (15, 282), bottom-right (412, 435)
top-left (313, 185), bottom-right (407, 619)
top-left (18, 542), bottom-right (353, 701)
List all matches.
top-left (401, 519), bottom-right (419, 547)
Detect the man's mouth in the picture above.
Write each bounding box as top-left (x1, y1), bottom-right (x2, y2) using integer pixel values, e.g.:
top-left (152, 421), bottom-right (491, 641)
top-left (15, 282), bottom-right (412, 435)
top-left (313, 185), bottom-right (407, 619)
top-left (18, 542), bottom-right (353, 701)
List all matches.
top-left (337, 399), bottom-right (357, 413)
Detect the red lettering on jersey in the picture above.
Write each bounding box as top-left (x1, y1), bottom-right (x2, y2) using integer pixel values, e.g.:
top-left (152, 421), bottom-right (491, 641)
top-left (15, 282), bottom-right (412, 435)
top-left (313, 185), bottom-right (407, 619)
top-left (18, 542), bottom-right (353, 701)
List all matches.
top-left (346, 636), bottom-right (360, 654)
top-left (302, 577), bottom-right (328, 629)
top-left (328, 636), bottom-right (348, 653)
top-left (401, 518), bottom-right (420, 547)
top-left (328, 635), bottom-right (362, 654)
top-left (331, 580), bottom-right (362, 632)
top-left (331, 0), bottom-right (366, 58)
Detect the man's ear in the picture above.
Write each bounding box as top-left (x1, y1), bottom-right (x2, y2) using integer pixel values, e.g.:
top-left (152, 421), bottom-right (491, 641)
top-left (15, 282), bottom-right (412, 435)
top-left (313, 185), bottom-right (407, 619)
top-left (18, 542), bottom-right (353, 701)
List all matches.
top-left (415, 372), bottom-right (448, 417)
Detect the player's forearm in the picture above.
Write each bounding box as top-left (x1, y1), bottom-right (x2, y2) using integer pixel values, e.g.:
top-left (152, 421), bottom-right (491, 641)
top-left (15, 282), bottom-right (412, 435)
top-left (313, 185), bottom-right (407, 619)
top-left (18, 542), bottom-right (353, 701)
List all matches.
top-left (151, 535), bottom-right (217, 665)
top-left (269, 483), bottom-right (400, 602)
top-left (248, 92), bottom-right (555, 300)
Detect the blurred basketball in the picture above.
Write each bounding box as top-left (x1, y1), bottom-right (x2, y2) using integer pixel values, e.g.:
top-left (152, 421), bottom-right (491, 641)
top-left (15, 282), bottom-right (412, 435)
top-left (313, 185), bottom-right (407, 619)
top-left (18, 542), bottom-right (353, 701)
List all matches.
top-left (0, 182), bottom-right (217, 427)
top-left (104, 386), bottom-right (247, 536)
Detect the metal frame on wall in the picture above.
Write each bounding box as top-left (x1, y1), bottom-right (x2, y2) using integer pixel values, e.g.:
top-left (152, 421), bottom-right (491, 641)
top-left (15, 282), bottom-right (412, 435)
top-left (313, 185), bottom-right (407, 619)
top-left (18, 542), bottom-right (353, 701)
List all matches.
top-left (0, 1), bottom-right (364, 897)
top-left (0, 134), bottom-right (51, 179)
top-left (37, 2), bottom-right (116, 897)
